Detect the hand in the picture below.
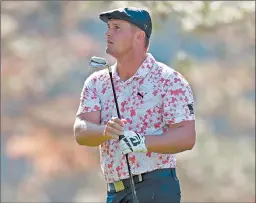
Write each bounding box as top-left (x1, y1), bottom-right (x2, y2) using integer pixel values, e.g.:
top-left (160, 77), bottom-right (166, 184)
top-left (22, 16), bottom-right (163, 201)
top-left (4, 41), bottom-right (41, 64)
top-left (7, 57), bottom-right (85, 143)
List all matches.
top-left (104, 117), bottom-right (127, 140)
top-left (119, 131), bottom-right (147, 155)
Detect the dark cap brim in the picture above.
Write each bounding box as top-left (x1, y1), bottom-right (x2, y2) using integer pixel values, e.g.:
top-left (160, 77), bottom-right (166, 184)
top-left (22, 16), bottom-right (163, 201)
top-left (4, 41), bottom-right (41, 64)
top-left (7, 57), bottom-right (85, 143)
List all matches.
top-left (99, 8), bottom-right (152, 38)
top-left (99, 11), bottom-right (130, 23)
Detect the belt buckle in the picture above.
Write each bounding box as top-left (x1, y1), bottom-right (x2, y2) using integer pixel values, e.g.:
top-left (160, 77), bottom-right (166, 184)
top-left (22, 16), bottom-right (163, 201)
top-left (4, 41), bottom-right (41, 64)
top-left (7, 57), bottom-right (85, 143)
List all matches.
top-left (113, 174), bottom-right (143, 192)
top-left (113, 180), bottom-right (125, 192)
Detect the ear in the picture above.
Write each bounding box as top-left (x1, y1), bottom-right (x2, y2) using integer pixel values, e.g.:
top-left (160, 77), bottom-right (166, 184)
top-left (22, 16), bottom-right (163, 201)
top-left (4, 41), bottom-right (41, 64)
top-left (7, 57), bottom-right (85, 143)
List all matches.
top-left (136, 30), bottom-right (146, 42)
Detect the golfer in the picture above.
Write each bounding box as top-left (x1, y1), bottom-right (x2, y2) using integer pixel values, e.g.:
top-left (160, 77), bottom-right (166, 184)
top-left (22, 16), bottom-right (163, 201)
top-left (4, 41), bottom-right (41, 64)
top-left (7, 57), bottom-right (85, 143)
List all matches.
top-left (74, 7), bottom-right (196, 203)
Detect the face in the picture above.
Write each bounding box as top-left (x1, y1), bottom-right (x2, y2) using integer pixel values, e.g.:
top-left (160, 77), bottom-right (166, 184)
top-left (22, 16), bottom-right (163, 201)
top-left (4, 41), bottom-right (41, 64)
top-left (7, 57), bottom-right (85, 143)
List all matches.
top-left (105, 19), bottom-right (137, 58)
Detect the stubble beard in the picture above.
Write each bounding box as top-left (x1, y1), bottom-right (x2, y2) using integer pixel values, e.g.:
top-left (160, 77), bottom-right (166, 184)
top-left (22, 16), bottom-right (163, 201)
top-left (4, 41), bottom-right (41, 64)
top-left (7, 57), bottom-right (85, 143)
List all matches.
top-left (106, 46), bottom-right (119, 59)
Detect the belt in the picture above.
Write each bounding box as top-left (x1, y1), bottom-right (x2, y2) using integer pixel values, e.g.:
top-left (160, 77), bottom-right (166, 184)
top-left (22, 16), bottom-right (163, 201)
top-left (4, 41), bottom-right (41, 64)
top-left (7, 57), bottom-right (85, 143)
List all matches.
top-left (107, 168), bottom-right (177, 193)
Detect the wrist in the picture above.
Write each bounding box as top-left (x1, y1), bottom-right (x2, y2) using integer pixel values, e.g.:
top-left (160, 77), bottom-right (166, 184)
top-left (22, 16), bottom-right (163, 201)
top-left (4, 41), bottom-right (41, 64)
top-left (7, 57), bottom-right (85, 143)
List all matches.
top-left (141, 134), bottom-right (148, 152)
top-left (144, 136), bottom-right (150, 151)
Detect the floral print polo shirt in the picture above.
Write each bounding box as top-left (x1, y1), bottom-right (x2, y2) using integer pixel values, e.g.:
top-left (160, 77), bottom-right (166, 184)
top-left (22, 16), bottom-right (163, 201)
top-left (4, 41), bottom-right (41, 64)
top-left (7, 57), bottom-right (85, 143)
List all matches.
top-left (76, 53), bottom-right (195, 183)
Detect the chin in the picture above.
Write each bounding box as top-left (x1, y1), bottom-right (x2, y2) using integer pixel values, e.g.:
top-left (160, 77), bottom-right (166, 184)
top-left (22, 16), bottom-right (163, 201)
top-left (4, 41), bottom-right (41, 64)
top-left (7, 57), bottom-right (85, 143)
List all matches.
top-left (106, 48), bottom-right (116, 58)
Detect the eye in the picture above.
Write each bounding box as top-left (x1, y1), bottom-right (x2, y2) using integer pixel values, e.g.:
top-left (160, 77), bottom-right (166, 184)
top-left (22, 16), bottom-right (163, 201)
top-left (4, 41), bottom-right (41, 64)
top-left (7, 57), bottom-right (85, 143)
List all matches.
top-left (115, 26), bottom-right (120, 30)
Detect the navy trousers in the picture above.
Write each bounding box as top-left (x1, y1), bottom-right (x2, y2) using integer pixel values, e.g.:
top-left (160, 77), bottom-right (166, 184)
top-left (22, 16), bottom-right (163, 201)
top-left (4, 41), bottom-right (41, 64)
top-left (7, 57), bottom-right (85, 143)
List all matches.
top-left (106, 168), bottom-right (181, 203)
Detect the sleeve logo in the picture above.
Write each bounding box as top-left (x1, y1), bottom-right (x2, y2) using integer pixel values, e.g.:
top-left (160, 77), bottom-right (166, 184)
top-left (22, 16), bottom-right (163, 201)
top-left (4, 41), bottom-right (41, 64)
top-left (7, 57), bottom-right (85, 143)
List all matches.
top-left (187, 103), bottom-right (194, 115)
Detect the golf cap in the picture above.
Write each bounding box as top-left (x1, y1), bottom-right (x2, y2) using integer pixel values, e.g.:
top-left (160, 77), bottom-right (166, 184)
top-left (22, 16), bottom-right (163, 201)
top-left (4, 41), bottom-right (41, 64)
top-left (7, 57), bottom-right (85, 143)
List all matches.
top-left (99, 7), bottom-right (152, 38)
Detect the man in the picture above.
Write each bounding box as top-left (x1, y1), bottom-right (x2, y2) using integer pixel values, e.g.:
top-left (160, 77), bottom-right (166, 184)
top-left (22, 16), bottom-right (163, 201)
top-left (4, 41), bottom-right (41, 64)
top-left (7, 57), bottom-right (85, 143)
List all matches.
top-left (74, 7), bottom-right (196, 203)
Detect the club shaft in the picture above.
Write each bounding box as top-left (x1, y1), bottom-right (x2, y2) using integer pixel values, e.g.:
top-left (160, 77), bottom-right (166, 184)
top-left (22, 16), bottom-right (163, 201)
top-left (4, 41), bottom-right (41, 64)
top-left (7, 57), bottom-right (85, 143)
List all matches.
top-left (108, 71), bottom-right (139, 203)
top-left (108, 72), bottom-right (122, 121)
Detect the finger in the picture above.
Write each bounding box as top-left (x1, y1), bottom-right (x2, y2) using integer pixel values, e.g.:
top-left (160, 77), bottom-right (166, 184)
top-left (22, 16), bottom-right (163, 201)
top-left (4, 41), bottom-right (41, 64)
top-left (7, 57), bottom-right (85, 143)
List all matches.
top-left (122, 148), bottom-right (131, 155)
top-left (106, 126), bottom-right (123, 137)
top-left (108, 120), bottom-right (124, 131)
top-left (121, 119), bottom-right (128, 124)
top-left (104, 128), bottom-right (119, 140)
top-left (111, 117), bottom-right (125, 127)
top-left (109, 133), bottom-right (119, 140)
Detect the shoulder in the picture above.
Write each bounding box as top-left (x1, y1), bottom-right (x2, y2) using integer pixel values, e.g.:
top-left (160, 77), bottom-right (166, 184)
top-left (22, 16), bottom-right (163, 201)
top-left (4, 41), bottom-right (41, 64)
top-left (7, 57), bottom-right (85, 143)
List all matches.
top-left (155, 61), bottom-right (190, 86)
top-left (85, 68), bottom-right (109, 84)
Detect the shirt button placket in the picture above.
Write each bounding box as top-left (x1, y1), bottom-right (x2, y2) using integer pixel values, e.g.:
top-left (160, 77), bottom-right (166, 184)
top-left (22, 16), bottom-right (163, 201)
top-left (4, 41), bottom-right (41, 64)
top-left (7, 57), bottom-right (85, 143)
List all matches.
top-left (117, 81), bottom-right (124, 101)
top-left (117, 80), bottom-right (129, 120)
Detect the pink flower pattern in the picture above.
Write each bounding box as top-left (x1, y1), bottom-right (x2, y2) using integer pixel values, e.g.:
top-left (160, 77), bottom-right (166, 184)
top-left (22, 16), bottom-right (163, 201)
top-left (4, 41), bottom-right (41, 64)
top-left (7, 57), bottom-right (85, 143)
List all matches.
top-left (77, 53), bottom-right (195, 183)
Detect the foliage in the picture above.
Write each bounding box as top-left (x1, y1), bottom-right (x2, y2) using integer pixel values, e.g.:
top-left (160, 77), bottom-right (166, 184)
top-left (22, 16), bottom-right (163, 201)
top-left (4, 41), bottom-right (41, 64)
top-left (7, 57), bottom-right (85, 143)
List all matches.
top-left (1, 1), bottom-right (255, 202)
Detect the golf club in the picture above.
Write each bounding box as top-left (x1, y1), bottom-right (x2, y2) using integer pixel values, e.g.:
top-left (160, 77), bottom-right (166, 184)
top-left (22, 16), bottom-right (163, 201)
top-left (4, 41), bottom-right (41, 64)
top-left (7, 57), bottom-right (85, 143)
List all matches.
top-left (89, 56), bottom-right (139, 203)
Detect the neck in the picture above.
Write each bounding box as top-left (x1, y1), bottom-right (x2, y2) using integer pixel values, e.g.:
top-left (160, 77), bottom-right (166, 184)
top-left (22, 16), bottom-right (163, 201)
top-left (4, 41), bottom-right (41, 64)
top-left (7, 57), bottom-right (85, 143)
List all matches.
top-left (116, 50), bottom-right (147, 81)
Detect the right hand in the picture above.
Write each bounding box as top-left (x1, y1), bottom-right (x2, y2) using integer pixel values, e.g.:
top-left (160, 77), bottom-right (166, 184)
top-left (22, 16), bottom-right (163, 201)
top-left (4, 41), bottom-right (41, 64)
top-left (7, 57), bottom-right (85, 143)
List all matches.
top-left (104, 117), bottom-right (127, 140)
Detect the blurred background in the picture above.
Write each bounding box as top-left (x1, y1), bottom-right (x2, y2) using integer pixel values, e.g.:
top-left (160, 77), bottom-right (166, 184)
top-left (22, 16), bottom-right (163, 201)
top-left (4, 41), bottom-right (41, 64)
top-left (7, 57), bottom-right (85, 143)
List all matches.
top-left (1, 1), bottom-right (255, 202)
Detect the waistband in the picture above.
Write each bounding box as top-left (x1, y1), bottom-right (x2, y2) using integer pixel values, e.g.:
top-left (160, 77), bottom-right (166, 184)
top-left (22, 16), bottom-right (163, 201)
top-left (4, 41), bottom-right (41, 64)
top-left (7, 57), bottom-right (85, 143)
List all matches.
top-left (107, 168), bottom-right (177, 193)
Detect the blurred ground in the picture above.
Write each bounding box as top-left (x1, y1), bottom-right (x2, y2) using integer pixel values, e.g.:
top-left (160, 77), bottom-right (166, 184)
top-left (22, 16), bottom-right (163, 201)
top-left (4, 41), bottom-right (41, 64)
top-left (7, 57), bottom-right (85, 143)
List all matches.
top-left (1, 1), bottom-right (255, 202)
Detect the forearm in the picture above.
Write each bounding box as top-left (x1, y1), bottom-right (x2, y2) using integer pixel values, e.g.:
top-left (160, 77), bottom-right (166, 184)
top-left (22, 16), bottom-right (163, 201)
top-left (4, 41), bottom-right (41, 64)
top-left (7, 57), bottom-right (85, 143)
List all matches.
top-left (145, 123), bottom-right (196, 154)
top-left (74, 119), bottom-right (111, 146)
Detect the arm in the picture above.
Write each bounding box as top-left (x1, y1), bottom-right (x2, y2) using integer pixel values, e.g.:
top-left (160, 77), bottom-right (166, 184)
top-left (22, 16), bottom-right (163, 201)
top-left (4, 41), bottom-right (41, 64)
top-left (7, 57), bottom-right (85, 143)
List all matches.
top-left (74, 73), bottom-right (112, 147)
top-left (74, 111), bottom-right (112, 147)
top-left (145, 74), bottom-right (196, 154)
top-left (120, 120), bottom-right (195, 155)
top-left (119, 73), bottom-right (196, 155)
top-left (145, 120), bottom-right (196, 154)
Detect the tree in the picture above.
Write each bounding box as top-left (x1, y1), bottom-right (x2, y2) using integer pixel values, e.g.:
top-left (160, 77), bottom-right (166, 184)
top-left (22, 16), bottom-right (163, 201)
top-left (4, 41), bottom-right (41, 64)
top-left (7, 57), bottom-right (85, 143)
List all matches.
top-left (1, 1), bottom-right (255, 202)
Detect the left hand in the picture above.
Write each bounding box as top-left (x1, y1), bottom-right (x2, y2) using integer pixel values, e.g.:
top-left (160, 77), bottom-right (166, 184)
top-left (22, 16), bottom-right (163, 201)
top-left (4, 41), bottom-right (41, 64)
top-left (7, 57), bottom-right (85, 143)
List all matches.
top-left (119, 131), bottom-right (147, 155)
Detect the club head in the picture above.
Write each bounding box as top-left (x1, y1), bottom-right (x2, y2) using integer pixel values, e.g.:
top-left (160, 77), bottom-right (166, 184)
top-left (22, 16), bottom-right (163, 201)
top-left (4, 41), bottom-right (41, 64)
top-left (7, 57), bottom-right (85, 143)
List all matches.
top-left (89, 56), bottom-right (109, 69)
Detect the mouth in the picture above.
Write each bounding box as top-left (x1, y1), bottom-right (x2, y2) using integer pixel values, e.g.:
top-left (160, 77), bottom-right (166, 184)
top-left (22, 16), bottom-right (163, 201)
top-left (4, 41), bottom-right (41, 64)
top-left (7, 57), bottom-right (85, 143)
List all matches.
top-left (107, 40), bottom-right (113, 44)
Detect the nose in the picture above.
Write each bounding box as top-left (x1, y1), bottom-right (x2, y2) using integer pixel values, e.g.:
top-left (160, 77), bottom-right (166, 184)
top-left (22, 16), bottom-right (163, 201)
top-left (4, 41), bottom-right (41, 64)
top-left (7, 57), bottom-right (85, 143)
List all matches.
top-left (105, 28), bottom-right (111, 37)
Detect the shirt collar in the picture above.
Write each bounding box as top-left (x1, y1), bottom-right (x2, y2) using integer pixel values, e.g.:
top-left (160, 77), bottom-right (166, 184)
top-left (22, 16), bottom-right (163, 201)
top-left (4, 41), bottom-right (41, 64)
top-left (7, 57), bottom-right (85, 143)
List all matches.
top-left (111, 53), bottom-right (156, 81)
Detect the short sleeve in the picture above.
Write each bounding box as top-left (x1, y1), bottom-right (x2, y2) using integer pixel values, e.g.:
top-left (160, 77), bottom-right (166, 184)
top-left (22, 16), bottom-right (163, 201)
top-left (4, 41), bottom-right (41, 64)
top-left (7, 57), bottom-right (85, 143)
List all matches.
top-left (163, 73), bottom-right (195, 125)
top-left (76, 73), bottom-right (101, 116)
